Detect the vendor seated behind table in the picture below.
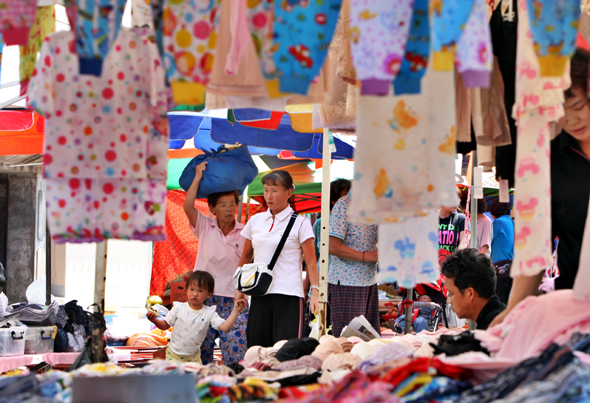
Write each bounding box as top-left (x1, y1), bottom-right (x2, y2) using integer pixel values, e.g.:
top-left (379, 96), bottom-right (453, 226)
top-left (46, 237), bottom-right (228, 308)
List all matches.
top-left (147, 271), bottom-right (247, 363)
top-left (441, 249), bottom-right (505, 330)
top-left (395, 294), bottom-right (434, 333)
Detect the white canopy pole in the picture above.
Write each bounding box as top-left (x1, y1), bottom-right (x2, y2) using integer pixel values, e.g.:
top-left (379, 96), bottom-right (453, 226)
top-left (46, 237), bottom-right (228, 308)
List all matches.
top-left (317, 128), bottom-right (332, 336)
top-left (92, 241), bottom-right (107, 362)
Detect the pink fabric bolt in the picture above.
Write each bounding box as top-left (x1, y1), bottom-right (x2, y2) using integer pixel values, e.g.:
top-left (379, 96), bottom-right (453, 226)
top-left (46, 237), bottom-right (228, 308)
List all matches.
top-left (488, 290), bottom-right (590, 362)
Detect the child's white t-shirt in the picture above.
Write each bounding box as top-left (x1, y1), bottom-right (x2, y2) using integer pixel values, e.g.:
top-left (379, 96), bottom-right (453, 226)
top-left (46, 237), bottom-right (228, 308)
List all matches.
top-left (164, 303), bottom-right (225, 356)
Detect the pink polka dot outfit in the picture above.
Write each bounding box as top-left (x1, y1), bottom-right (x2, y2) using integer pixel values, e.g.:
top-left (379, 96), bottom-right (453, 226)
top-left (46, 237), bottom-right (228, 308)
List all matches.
top-left (349, 0), bottom-right (414, 96)
top-left (455, 0), bottom-right (492, 88)
top-left (162, 0), bottom-right (222, 105)
top-left (27, 28), bottom-right (169, 244)
top-left (0, 0), bottom-right (37, 46)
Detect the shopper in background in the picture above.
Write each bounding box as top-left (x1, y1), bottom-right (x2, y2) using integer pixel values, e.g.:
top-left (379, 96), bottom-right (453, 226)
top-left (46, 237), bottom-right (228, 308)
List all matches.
top-left (490, 199), bottom-right (514, 305)
top-left (328, 189), bottom-right (379, 338)
top-left (491, 48), bottom-right (590, 326)
top-left (307, 179), bottom-right (351, 296)
top-left (475, 198), bottom-right (494, 257)
top-left (183, 162), bottom-right (249, 365)
top-left (238, 170), bottom-right (319, 347)
top-left (439, 188), bottom-right (467, 253)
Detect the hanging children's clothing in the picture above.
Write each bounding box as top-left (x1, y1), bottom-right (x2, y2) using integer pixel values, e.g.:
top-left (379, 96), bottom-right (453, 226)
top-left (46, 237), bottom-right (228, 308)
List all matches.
top-left (349, 0), bottom-right (414, 95)
top-left (349, 67), bottom-right (457, 223)
top-left (75, 0), bottom-right (126, 76)
top-left (510, 0), bottom-right (570, 277)
top-left (273, 0), bottom-right (342, 95)
top-left (525, 0), bottom-right (579, 77)
top-left (334, 0), bottom-right (356, 85)
top-left (431, 0), bottom-right (476, 71)
top-left (131, 0), bottom-right (153, 28)
top-left (393, 0), bottom-right (430, 96)
top-left (455, 0), bottom-right (493, 88)
top-left (162, 0), bottom-right (222, 105)
top-left (0, 0), bottom-right (37, 46)
top-left (27, 28), bottom-right (168, 243)
top-left (64, 0), bottom-right (76, 27)
top-left (378, 212), bottom-right (440, 289)
top-left (490, 0), bottom-right (518, 188)
top-left (19, 6), bottom-right (55, 96)
top-left (316, 4), bottom-right (356, 129)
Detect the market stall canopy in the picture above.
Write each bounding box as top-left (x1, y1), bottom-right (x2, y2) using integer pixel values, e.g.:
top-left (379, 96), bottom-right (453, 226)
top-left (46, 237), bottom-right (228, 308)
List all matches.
top-left (0, 110), bottom-right (45, 156)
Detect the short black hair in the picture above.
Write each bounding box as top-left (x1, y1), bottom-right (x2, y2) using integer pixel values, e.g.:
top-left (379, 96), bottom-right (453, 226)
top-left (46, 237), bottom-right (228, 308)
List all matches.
top-left (476, 197), bottom-right (488, 214)
top-left (261, 170), bottom-right (294, 190)
top-left (207, 190), bottom-right (240, 209)
top-left (441, 248), bottom-right (496, 299)
top-left (186, 270), bottom-right (215, 294)
top-left (330, 178), bottom-right (351, 211)
top-left (565, 48), bottom-right (589, 99)
top-left (490, 199), bottom-right (511, 218)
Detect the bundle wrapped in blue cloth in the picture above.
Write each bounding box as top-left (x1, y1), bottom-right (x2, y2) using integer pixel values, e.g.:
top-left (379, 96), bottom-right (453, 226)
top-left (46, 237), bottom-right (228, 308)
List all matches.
top-left (179, 145), bottom-right (259, 198)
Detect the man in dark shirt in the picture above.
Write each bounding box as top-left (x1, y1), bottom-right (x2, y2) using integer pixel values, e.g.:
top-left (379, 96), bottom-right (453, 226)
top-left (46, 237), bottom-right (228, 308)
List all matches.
top-left (551, 131), bottom-right (590, 290)
top-left (441, 249), bottom-right (506, 330)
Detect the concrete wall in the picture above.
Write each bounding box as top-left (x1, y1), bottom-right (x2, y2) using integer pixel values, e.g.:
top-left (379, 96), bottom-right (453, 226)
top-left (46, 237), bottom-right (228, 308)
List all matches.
top-left (1, 172), bottom-right (37, 302)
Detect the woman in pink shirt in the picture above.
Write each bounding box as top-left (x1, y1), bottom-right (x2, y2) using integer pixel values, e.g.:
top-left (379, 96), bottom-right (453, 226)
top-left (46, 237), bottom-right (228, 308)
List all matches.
top-left (183, 162), bottom-right (248, 365)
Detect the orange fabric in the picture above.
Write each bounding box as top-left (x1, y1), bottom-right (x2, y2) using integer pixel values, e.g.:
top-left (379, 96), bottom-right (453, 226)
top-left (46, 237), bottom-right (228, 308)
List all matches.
top-left (168, 149), bottom-right (204, 159)
top-left (150, 190), bottom-right (263, 296)
top-left (0, 111), bottom-right (45, 156)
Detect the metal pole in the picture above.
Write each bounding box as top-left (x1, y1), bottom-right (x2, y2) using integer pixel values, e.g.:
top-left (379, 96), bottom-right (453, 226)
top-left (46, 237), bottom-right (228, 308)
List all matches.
top-left (237, 191), bottom-right (244, 223)
top-left (404, 288), bottom-right (413, 334)
top-left (45, 224), bottom-right (51, 306)
top-left (318, 128), bottom-right (331, 336)
top-left (92, 241), bottom-right (107, 363)
top-left (245, 197), bottom-right (251, 223)
top-left (469, 151), bottom-right (478, 330)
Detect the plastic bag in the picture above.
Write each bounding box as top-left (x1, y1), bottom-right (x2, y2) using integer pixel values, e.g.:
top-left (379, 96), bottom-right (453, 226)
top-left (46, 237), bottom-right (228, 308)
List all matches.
top-left (179, 145), bottom-right (258, 197)
top-left (309, 317), bottom-right (319, 340)
top-left (25, 275), bottom-right (54, 305)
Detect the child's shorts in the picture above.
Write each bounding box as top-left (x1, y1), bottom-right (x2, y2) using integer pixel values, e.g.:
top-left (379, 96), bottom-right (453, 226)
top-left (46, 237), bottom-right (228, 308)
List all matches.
top-left (166, 347), bottom-right (202, 364)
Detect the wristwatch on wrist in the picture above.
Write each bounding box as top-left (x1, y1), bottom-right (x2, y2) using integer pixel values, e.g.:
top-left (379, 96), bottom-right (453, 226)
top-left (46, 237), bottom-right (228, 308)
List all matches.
top-left (311, 285), bottom-right (319, 292)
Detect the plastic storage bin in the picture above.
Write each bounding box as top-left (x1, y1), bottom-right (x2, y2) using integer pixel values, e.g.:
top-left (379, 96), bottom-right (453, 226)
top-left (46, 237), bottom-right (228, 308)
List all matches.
top-left (24, 326), bottom-right (56, 354)
top-left (0, 327), bottom-right (26, 357)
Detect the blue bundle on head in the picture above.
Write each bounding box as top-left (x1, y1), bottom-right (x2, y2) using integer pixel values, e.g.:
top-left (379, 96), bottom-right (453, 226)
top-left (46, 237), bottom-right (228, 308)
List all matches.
top-left (179, 145), bottom-right (259, 198)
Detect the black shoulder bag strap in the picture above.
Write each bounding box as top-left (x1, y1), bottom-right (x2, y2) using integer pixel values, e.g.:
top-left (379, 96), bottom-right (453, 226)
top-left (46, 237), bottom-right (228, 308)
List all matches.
top-left (268, 213), bottom-right (298, 271)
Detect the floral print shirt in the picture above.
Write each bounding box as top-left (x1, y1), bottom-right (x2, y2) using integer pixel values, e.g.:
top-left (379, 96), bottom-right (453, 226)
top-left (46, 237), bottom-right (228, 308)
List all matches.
top-left (329, 194), bottom-right (378, 286)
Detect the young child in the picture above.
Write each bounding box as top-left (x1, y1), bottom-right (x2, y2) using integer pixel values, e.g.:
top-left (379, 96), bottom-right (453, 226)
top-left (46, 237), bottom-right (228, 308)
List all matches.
top-left (395, 294), bottom-right (434, 333)
top-left (147, 271), bottom-right (247, 363)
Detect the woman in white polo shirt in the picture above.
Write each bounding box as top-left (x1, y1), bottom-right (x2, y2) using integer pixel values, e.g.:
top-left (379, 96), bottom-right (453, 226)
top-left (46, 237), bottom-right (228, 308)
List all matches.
top-left (238, 170), bottom-right (319, 347)
top-left (184, 162), bottom-right (248, 365)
